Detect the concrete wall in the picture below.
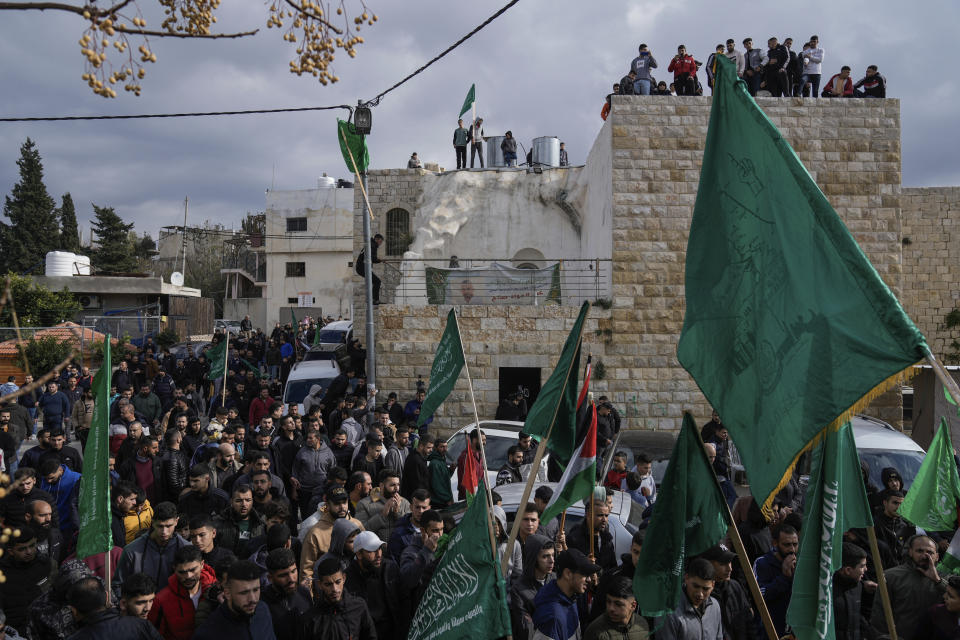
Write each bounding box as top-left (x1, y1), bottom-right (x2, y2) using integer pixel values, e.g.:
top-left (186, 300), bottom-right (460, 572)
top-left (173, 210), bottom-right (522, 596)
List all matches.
top-left (357, 97), bottom-right (911, 432)
top-left (265, 187), bottom-right (354, 325)
top-left (901, 187), bottom-right (960, 358)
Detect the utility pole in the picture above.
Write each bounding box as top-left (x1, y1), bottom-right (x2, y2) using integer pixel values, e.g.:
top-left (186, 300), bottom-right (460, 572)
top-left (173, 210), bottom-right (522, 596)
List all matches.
top-left (361, 166), bottom-right (376, 394)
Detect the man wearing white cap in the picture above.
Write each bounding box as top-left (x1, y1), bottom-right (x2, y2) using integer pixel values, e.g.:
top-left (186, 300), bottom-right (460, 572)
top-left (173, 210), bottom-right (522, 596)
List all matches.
top-left (344, 530), bottom-right (409, 640)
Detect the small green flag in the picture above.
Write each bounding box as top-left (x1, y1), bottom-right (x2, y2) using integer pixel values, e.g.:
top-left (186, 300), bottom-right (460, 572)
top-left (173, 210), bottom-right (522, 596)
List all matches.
top-left (407, 481), bottom-right (511, 640)
top-left (787, 422), bottom-right (873, 640)
top-left (677, 54), bottom-right (927, 511)
top-left (633, 413), bottom-right (729, 618)
top-left (898, 417), bottom-right (960, 531)
top-left (523, 301), bottom-right (589, 463)
top-left (459, 84), bottom-right (476, 118)
top-left (337, 119), bottom-right (370, 174)
top-left (76, 336), bottom-right (113, 559)
top-left (205, 338), bottom-right (227, 381)
top-left (938, 528), bottom-right (960, 575)
top-left (418, 309), bottom-right (465, 427)
top-left (239, 357), bottom-right (264, 379)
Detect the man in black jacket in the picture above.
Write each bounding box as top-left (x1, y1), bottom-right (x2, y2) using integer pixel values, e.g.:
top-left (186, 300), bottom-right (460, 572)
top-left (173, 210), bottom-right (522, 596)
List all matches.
top-left (354, 234), bottom-right (384, 305)
top-left (262, 548), bottom-right (312, 639)
top-left (298, 556), bottom-right (377, 640)
top-left (345, 530), bottom-right (409, 640)
top-left (567, 497), bottom-right (617, 571)
top-left (213, 484), bottom-right (266, 558)
top-left (178, 464), bottom-right (230, 518)
top-left (25, 497), bottom-right (65, 568)
top-left (835, 542), bottom-right (873, 640)
top-left (401, 437), bottom-right (433, 500)
top-left (0, 467), bottom-right (58, 529)
top-left (158, 429), bottom-right (188, 503)
top-left (67, 576), bottom-right (163, 640)
top-left (0, 526), bottom-right (52, 633)
top-left (701, 543), bottom-right (753, 640)
top-left (763, 36), bottom-right (790, 96)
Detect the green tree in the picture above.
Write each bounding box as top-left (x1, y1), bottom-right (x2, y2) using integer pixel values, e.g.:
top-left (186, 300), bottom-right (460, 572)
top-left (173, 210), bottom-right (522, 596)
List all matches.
top-left (14, 335), bottom-right (74, 377)
top-left (91, 205), bottom-right (136, 273)
top-left (0, 273), bottom-right (81, 326)
top-left (58, 192), bottom-right (82, 253)
top-left (0, 138), bottom-right (60, 274)
top-left (92, 335), bottom-right (129, 366)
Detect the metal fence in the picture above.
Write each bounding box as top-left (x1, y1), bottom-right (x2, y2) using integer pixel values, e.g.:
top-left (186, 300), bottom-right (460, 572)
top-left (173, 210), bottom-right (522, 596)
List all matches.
top-left (379, 258), bottom-right (611, 306)
top-left (81, 314), bottom-right (162, 347)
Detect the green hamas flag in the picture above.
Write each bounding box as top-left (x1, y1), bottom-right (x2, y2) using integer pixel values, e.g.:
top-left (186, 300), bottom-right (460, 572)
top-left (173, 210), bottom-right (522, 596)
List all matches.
top-left (522, 301), bottom-right (589, 463)
top-left (633, 413), bottom-right (728, 618)
top-left (418, 309), bottom-right (465, 427)
top-left (459, 83), bottom-right (476, 117)
top-left (676, 54), bottom-right (928, 511)
top-left (787, 422), bottom-right (873, 640)
top-left (407, 483), bottom-right (510, 640)
top-left (205, 338), bottom-right (227, 381)
top-left (337, 119), bottom-right (370, 173)
top-left (76, 336), bottom-right (113, 559)
top-left (898, 417), bottom-right (960, 531)
top-left (239, 357), bottom-right (264, 379)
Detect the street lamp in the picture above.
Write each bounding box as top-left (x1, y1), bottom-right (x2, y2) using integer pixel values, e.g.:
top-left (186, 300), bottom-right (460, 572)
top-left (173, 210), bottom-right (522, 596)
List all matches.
top-left (355, 101), bottom-right (375, 399)
top-left (354, 106), bottom-right (372, 135)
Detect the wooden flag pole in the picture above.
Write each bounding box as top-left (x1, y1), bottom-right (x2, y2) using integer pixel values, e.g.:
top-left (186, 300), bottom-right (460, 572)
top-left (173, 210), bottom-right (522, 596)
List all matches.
top-left (724, 519), bottom-right (779, 640)
top-left (694, 423), bottom-right (778, 640)
top-left (453, 311), bottom-right (500, 564)
top-left (339, 125), bottom-right (375, 222)
top-left (866, 526), bottom-right (899, 640)
top-left (500, 312), bottom-right (589, 576)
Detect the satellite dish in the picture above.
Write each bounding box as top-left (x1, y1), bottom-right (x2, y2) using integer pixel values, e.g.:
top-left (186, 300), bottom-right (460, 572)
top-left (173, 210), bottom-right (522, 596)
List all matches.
top-left (170, 272), bottom-right (185, 286)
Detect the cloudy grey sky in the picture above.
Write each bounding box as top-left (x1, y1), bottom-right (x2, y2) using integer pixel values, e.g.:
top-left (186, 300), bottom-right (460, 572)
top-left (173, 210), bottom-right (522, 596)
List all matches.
top-left (1, 1), bottom-right (957, 241)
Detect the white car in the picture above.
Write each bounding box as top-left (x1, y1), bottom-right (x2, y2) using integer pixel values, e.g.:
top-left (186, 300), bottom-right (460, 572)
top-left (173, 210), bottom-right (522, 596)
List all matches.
top-left (444, 420), bottom-right (548, 497)
top-left (282, 359), bottom-right (341, 415)
top-left (852, 414), bottom-right (926, 490)
top-left (315, 320), bottom-right (353, 347)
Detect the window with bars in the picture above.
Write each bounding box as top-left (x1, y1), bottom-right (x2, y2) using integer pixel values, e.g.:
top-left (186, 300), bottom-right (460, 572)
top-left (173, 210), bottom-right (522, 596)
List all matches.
top-left (285, 262), bottom-right (306, 277)
top-left (385, 208), bottom-right (411, 256)
top-left (286, 217), bottom-right (308, 232)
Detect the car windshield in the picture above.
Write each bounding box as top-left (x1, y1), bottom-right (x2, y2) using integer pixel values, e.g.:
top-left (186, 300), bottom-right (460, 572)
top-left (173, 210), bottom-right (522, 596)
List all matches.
top-left (283, 377), bottom-right (336, 404)
top-left (859, 448), bottom-right (925, 491)
top-left (316, 330), bottom-right (347, 344)
top-left (303, 350), bottom-right (335, 362)
top-left (445, 433), bottom-right (518, 471)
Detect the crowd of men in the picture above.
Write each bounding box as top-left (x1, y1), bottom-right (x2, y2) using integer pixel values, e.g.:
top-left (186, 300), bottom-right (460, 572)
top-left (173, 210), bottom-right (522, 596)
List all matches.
top-left (0, 318), bottom-right (951, 640)
top-left (602, 36), bottom-right (887, 118)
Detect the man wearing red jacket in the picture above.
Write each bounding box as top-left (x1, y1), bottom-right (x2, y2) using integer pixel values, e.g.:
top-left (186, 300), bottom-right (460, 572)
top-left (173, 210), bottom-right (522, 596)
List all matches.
top-left (148, 545), bottom-right (217, 640)
top-left (822, 66), bottom-right (854, 97)
top-left (667, 44), bottom-right (699, 95)
top-left (248, 386), bottom-right (275, 428)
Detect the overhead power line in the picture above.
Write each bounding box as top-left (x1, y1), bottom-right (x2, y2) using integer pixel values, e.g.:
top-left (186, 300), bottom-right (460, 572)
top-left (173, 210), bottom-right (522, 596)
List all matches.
top-left (0, 0), bottom-right (522, 123)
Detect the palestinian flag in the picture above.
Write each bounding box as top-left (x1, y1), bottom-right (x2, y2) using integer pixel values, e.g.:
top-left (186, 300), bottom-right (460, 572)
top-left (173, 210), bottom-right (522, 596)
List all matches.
top-left (540, 401), bottom-right (598, 523)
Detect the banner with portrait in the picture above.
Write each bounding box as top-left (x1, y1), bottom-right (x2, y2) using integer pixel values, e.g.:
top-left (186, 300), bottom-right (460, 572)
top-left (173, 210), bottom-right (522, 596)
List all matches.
top-left (425, 262), bottom-right (561, 305)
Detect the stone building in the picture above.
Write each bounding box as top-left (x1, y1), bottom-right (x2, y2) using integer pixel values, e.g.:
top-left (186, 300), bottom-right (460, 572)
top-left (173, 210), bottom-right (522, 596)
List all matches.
top-left (353, 96), bottom-right (960, 436)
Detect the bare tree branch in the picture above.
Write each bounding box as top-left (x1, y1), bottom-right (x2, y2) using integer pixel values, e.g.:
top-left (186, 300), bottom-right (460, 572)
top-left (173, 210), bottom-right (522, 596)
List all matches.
top-left (114, 24), bottom-right (259, 38)
top-left (281, 0), bottom-right (341, 34)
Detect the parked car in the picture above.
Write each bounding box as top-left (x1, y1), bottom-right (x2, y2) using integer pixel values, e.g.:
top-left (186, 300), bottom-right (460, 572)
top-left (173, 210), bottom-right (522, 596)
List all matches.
top-left (214, 319), bottom-right (242, 335)
top-left (168, 341), bottom-right (212, 361)
top-left (444, 421), bottom-right (548, 497)
top-left (315, 320), bottom-right (353, 347)
top-left (441, 481), bottom-right (639, 560)
top-left (281, 359), bottom-right (341, 414)
top-left (600, 430), bottom-right (677, 487)
top-left (852, 414), bottom-right (925, 490)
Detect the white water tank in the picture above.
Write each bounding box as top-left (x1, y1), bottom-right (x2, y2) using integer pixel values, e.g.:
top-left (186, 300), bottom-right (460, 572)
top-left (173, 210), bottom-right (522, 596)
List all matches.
top-left (46, 251), bottom-right (75, 276)
top-left (532, 136), bottom-right (560, 167)
top-left (317, 175), bottom-right (336, 188)
top-left (487, 136), bottom-right (506, 167)
top-left (74, 254), bottom-right (91, 275)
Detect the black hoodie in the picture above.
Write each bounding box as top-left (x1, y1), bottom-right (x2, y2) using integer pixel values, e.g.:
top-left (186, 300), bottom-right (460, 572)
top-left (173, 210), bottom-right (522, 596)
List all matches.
top-left (509, 534), bottom-right (555, 640)
top-left (296, 592), bottom-right (377, 640)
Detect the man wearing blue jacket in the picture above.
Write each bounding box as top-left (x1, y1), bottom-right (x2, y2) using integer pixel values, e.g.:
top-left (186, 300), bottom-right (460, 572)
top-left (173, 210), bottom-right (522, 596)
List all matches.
top-left (533, 549), bottom-right (600, 640)
top-left (38, 380), bottom-right (70, 431)
top-left (754, 523), bottom-right (799, 636)
top-left (38, 458), bottom-right (81, 537)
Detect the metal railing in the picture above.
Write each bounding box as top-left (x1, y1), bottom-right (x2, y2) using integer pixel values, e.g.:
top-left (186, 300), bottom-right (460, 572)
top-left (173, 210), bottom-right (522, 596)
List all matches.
top-left (378, 257), bottom-right (611, 306)
top-left (221, 248), bottom-right (266, 282)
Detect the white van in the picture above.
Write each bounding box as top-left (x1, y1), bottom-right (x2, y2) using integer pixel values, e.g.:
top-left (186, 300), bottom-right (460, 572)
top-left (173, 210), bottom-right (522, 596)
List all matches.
top-left (282, 359), bottom-right (340, 415)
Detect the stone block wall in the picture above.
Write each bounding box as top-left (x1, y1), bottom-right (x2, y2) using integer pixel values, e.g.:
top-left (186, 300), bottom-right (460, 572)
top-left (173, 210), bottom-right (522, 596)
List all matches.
top-left (901, 187), bottom-right (960, 358)
top-left (355, 97), bottom-right (911, 432)
top-left (608, 95), bottom-right (905, 428)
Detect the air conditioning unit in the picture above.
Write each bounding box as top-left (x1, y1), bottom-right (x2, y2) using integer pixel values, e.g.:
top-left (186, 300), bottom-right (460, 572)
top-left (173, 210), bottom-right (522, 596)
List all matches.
top-left (78, 295), bottom-right (102, 309)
